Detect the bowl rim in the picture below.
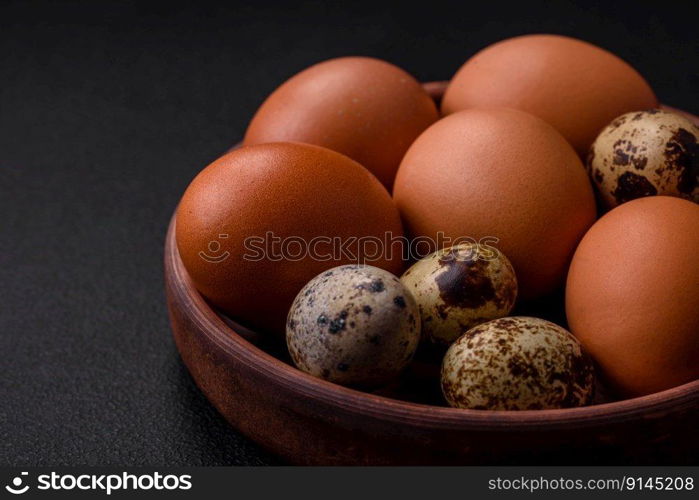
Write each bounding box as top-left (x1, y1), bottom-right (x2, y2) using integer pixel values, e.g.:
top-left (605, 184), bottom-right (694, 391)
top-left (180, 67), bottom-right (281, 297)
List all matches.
top-left (165, 213), bottom-right (699, 431)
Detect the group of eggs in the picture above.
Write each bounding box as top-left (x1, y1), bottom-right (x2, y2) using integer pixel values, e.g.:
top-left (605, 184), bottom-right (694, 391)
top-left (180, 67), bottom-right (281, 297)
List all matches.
top-left (176, 34), bottom-right (699, 410)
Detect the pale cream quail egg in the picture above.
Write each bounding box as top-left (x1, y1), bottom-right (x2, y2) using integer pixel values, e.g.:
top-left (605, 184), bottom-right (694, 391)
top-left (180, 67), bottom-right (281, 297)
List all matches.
top-left (587, 109), bottom-right (698, 209)
top-left (401, 243), bottom-right (517, 346)
top-left (441, 317), bottom-right (594, 410)
top-left (286, 265), bottom-right (420, 388)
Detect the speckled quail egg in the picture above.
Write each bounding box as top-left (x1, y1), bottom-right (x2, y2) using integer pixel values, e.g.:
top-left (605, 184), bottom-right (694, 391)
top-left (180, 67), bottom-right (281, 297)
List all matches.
top-left (587, 109), bottom-right (698, 209)
top-left (401, 243), bottom-right (517, 346)
top-left (286, 265), bottom-right (420, 388)
top-left (441, 317), bottom-right (594, 410)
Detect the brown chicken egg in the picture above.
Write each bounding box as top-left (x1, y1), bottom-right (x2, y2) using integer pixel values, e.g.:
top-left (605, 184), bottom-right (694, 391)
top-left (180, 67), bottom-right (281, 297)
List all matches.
top-left (442, 34), bottom-right (658, 154)
top-left (566, 196), bottom-right (699, 396)
top-left (176, 142), bottom-right (405, 334)
top-left (587, 109), bottom-right (699, 208)
top-left (244, 56), bottom-right (438, 189)
top-left (393, 107), bottom-right (596, 300)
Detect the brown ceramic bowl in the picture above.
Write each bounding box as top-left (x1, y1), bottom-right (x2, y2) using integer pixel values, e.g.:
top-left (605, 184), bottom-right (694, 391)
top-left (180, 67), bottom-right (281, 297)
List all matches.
top-left (165, 83), bottom-right (699, 465)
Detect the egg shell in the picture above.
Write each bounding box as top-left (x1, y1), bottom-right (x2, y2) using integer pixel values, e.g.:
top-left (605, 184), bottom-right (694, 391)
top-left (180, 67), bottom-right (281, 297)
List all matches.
top-left (441, 317), bottom-right (595, 410)
top-left (566, 196), bottom-right (699, 396)
top-left (244, 56), bottom-right (438, 189)
top-left (286, 265), bottom-right (420, 388)
top-left (401, 243), bottom-right (517, 346)
top-left (587, 109), bottom-right (699, 208)
top-left (393, 107), bottom-right (596, 299)
top-left (176, 143), bottom-right (405, 334)
top-left (442, 34), bottom-right (658, 154)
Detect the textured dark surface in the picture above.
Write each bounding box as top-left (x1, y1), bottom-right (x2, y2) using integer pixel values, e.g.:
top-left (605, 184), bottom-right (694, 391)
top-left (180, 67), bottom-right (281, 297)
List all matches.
top-left (0, 0), bottom-right (696, 466)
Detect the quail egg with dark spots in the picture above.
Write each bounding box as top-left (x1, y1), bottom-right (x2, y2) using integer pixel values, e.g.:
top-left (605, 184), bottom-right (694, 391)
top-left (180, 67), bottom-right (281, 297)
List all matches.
top-left (441, 317), bottom-right (594, 410)
top-left (587, 109), bottom-right (698, 209)
top-left (401, 243), bottom-right (517, 346)
top-left (286, 265), bottom-right (420, 388)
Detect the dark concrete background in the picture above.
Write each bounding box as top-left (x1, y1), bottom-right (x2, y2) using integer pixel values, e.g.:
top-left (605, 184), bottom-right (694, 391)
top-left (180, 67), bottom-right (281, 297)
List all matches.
top-left (1, 0), bottom-right (696, 465)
